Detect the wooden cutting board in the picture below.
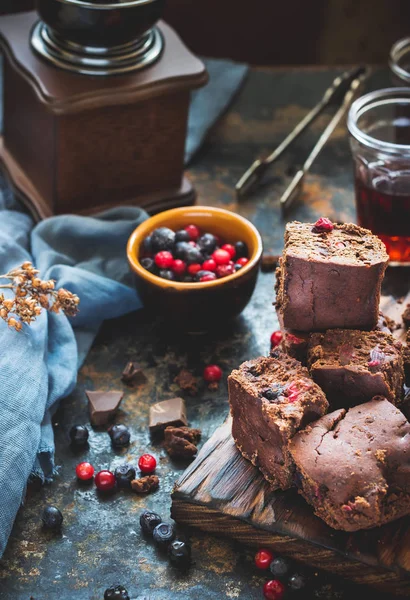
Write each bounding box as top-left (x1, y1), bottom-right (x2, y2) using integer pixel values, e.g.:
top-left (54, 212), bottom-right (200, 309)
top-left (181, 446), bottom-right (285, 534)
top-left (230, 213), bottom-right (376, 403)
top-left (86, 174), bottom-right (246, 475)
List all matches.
top-left (171, 289), bottom-right (410, 597)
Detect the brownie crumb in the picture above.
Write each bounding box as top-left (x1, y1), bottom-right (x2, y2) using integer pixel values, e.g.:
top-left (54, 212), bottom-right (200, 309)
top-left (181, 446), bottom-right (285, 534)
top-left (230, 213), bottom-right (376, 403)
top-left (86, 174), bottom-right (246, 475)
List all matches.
top-left (164, 426), bottom-right (202, 459)
top-left (261, 253), bottom-right (280, 272)
top-left (121, 362), bottom-right (146, 386)
top-left (375, 449), bottom-right (387, 463)
top-left (208, 381), bottom-right (219, 391)
top-left (402, 304), bottom-right (410, 329)
top-left (131, 475), bottom-right (159, 494)
top-left (174, 369), bottom-right (198, 395)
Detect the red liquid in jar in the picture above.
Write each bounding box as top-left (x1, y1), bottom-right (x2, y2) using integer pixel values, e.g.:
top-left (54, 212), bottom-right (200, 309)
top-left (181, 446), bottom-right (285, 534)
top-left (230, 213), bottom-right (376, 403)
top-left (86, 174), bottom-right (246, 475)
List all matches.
top-left (355, 174), bottom-right (410, 263)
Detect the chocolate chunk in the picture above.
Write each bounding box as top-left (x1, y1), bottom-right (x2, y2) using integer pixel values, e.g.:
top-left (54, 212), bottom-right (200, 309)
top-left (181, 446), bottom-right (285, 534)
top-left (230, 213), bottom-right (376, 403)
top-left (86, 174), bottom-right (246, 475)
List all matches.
top-left (149, 398), bottom-right (187, 435)
top-left (260, 253), bottom-right (280, 272)
top-left (121, 361), bottom-right (146, 386)
top-left (164, 426), bottom-right (201, 459)
top-left (131, 475), bottom-right (159, 494)
top-left (174, 369), bottom-right (198, 396)
top-left (86, 390), bottom-right (124, 427)
top-left (402, 304), bottom-right (410, 329)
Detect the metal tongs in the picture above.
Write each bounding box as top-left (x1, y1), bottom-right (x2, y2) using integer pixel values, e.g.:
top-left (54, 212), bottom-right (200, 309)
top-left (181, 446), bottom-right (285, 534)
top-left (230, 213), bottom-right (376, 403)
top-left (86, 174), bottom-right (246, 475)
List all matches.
top-left (235, 66), bottom-right (369, 211)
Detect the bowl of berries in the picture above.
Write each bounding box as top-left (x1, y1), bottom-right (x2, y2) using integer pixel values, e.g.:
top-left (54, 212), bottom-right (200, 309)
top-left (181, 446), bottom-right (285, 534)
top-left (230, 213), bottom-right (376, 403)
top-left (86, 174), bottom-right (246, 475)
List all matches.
top-left (127, 206), bottom-right (263, 332)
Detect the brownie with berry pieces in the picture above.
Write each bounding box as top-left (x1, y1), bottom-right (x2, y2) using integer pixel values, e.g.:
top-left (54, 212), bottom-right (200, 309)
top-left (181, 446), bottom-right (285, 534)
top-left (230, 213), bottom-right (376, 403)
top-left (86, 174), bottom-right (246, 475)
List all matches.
top-left (289, 397), bottom-right (410, 531)
top-left (307, 329), bottom-right (404, 408)
top-left (228, 354), bottom-right (328, 489)
top-left (276, 312), bottom-right (394, 366)
top-left (275, 219), bottom-right (389, 332)
top-left (403, 329), bottom-right (410, 386)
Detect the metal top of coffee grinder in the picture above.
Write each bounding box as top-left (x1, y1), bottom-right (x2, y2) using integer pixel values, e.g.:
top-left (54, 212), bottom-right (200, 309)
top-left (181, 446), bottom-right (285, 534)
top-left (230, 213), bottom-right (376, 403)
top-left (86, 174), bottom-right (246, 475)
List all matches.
top-left (31, 0), bottom-right (165, 76)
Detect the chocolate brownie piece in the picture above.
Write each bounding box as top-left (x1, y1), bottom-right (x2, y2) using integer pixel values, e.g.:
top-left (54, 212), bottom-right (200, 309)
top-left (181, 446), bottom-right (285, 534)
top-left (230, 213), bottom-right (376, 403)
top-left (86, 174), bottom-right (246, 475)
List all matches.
top-left (277, 312), bottom-right (394, 366)
top-left (403, 304), bottom-right (410, 329)
top-left (307, 329), bottom-right (404, 407)
top-left (289, 397), bottom-right (410, 531)
top-left (228, 355), bottom-right (328, 489)
top-left (275, 221), bottom-right (388, 332)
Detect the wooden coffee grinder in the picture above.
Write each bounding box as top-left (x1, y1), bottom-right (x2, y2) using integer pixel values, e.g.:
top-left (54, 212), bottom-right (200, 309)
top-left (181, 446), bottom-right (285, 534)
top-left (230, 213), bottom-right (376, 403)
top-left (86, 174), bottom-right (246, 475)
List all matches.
top-left (0, 0), bottom-right (208, 219)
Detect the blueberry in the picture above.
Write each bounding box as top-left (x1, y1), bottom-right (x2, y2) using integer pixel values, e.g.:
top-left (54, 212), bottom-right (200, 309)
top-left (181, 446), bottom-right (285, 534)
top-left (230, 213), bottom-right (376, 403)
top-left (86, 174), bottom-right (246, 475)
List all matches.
top-left (270, 556), bottom-right (292, 579)
top-left (234, 264), bottom-right (242, 271)
top-left (139, 510), bottom-right (162, 535)
top-left (184, 246), bottom-right (203, 265)
top-left (263, 385), bottom-right (285, 402)
top-left (114, 464), bottom-right (136, 488)
top-left (104, 585), bottom-right (130, 600)
top-left (109, 424), bottom-right (131, 448)
top-left (175, 229), bottom-right (190, 243)
top-left (69, 424), bottom-right (89, 447)
top-left (140, 257), bottom-right (156, 273)
top-left (141, 234), bottom-right (152, 256)
top-left (194, 270), bottom-right (215, 281)
top-left (175, 241), bottom-right (192, 260)
top-left (288, 572), bottom-right (308, 591)
top-left (41, 506), bottom-right (63, 531)
top-left (235, 241), bottom-right (248, 258)
top-left (198, 233), bottom-right (217, 254)
top-left (168, 539), bottom-right (192, 569)
top-left (152, 522), bottom-right (176, 548)
top-left (158, 269), bottom-right (175, 281)
top-left (150, 227), bottom-right (175, 252)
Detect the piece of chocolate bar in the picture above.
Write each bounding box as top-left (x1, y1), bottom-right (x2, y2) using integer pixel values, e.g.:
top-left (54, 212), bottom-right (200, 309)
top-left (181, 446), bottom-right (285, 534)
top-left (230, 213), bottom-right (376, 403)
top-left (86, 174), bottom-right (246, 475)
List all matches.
top-left (86, 390), bottom-right (124, 427)
top-left (121, 361), bottom-right (146, 386)
top-left (149, 397), bottom-right (187, 435)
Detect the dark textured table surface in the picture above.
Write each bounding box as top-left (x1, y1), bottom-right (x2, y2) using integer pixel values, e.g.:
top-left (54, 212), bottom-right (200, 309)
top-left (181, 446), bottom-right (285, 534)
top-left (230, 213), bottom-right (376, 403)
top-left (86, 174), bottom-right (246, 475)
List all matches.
top-left (0, 66), bottom-right (401, 600)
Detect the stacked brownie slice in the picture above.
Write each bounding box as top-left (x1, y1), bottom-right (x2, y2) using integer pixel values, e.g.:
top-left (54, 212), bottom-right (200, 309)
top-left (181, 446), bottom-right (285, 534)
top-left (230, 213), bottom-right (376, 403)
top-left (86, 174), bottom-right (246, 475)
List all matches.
top-left (228, 217), bottom-right (410, 531)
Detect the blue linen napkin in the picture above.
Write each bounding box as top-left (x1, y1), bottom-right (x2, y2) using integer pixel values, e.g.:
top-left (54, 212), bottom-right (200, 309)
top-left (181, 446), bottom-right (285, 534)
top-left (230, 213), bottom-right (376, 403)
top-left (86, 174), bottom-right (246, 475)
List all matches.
top-left (0, 57), bottom-right (248, 556)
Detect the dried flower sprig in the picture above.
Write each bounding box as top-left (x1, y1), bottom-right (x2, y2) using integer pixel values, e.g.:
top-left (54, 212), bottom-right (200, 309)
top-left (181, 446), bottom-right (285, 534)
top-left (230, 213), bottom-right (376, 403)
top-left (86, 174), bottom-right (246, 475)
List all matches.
top-left (0, 261), bottom-right (80, 331)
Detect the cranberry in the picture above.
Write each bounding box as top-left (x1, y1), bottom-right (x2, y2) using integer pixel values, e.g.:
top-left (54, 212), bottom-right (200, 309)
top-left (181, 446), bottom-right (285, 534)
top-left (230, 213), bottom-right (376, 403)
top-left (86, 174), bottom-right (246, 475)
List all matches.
top-left (95, 470), bottom-right (116, 492)
top-left (155, 251), bottom-right (173, 269)
top-left (313, 217), bottom-right (334, 232)
top-left (286, 333), bottom-right (304, 345)
top-left (76, 462), bottom-right (95, 481)
top-left (200, 273), bottom-right (217, 282)
top-left (342, 504), bottom-right (353, 512)
top-left (286, 381), bottom-right (308, 403)
top-left (263, 579), bottom-right (285, 600)
top-left (221, 243), bottom-right (236, 259)
top-left (138, 454), bottom-right (157, 474)
top-left (188, 263), bottom-right (202, 275)
top-left (212, 248), bottom-right (231, 265)
top-left (368, 359), bottom-right (381, 368)
top-left (202, 258), bottom-right (217, 272)
top-left (254, 548), bottom-right (274, 569)
top-left (270, 331), bottom-right (283, 348)
top-left (203, 364), bottom-right (222, 382)
top-left (172, 259), bottom-right (186, 276)
top-left (184, 224), bottom-right (200, 241)
top-left (216, 263), bottom-right (235, 278)
top-left (236, 257), bottom-right (249, 267)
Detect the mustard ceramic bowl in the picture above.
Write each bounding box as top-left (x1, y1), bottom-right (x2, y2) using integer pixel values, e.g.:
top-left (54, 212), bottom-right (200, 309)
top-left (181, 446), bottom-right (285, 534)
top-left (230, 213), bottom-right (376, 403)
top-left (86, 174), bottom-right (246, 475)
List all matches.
top-left (127, 206), bottom-right (263, 332)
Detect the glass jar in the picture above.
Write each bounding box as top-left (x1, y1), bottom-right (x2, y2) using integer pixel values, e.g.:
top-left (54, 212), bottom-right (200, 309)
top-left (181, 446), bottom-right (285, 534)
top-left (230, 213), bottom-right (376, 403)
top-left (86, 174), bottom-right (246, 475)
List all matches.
top-left (347, 88), bottom-right (410, 265)
top-left (389, 37), bottom-right (410, 85)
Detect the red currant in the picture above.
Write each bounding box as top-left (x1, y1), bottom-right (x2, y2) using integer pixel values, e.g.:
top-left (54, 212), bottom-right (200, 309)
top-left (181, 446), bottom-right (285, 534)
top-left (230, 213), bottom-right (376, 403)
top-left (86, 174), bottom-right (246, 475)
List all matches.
top-left (95, 470), bottom-right (116, 491)
top-left (221, 243), bottom-right (236, 259)
top-left (263, 580), bottom-right (285, 600)
top-left (236, 257), bottom-right (249, 267)
top-left (200, 273), bottom-right (217, 282)
top-left (188, 263), bottom-right (201, 275)
top-left (172, 259), bottom-right (186, 276)
top-left (203, 364), bottom-right (222, 382)
top-left (270, 330), bottom-right (283, 348)
top-left (313, 217), bottom-right (334, 232)
top-left (184, 224), bottom-right (200, 241)
top-left (138, 454), bottom-right (157, 474)
top-left (254, 548), bottom-right (274, 569)
top-left (202, 258), bottom-right (217, 272)
top-left (216, 263), bottom-right (235, 278)
top-left (75, 462), bottom-right (95, 481)
top-left (212, 248), bottom-right (231, 265)
top-left (155, 251), bottom-right (173, 269)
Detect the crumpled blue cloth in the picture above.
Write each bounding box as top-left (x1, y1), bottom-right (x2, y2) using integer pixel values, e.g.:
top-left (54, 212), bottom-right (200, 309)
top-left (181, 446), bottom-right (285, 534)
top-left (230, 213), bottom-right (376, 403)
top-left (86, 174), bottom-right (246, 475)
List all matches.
top-left (0, 57), bottom-right (248, 556)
